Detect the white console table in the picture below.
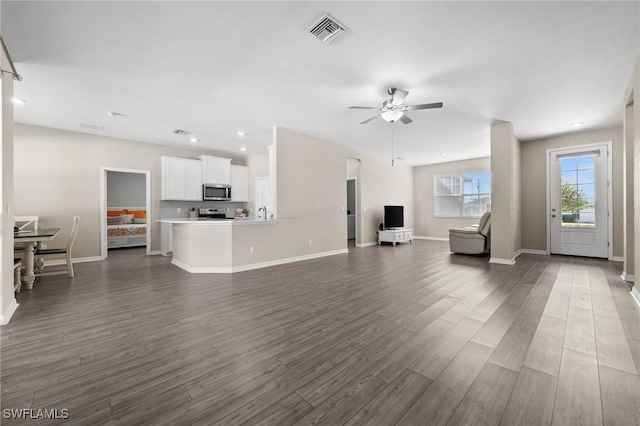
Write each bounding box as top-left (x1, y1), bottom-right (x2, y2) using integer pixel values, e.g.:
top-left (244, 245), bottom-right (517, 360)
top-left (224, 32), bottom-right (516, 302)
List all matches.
top-left (378, 228), bottom-right (413, 246)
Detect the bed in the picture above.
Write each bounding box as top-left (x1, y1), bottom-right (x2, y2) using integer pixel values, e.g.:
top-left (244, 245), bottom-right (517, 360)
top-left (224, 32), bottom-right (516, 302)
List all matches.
top-left (107, 208), bottom-right (147, 248)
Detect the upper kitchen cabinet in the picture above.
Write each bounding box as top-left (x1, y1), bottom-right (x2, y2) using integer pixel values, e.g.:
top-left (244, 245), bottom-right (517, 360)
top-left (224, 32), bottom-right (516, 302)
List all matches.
top-left (199, 155), bottom-right (231, 185)
top-left (230, 165), bottom-right (249, 202)
top-left (161, 156), bottom-right (203, 201)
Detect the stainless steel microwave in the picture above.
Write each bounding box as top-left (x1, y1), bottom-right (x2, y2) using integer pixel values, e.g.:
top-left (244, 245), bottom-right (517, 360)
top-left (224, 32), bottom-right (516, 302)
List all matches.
top-left (203, 183), bottom-right (231, 201)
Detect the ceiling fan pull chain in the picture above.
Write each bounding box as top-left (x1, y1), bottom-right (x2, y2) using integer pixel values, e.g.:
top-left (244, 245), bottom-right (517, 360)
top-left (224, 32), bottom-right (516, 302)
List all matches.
top-left (391, 124), bottom-right (395, 166)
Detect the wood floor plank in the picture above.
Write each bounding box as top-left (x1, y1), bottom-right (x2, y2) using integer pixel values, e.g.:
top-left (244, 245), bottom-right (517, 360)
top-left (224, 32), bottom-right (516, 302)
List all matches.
top-left (242, 392), bottom-right (313, 426)
top-left (366, 318), bottom-right (456, 383)
top-left (2, 244), bottom-right (639, 425)
top-left (447, 362), bottom-right (518, 426)
top-left (499, 366), bottom-right (557, 426)
top-left (563, 306), bottom-right (597, 356)
top-left (471, 302), bottom-right (520, 348)
top-left (396, 342), bottom-right (494, 425)
top-left (409, 317), bottom-right (485, 380)
top-left (598, 364), bottom-right (640, 426)
top-left (593, 313), bottom-right (638, 374)
top-left (552, 348), bottom-right (603, 426)
top-left (488, 313), bottom-right (540, 373)
top-left (290, 373), bottom-right (386, 426)
top-left (344, 369), bottom-right (433, 426)
top-left (522, 314), bottom-right (566, 377)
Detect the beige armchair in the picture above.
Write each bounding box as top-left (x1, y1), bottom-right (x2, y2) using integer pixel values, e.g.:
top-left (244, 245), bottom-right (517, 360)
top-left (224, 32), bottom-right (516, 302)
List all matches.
top-left (449, 212), bottom-right (491, 254)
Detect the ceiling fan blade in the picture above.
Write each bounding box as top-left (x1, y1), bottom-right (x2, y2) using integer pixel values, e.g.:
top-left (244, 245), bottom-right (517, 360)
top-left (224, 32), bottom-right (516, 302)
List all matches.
top-left (390, 89), bottom-right (409, 106)
top-left (360, 116), bottom-right (380, 124)
top-left (399, 115), bottom-right (413, 125)
top-left (405, 102), bottom-right (443, 111)
top-left (349, 106), bottom-right (380, 110)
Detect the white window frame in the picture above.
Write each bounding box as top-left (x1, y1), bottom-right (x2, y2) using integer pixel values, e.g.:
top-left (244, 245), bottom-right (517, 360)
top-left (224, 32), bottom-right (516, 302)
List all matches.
top-left (433, 170), bottom-right (491, 218)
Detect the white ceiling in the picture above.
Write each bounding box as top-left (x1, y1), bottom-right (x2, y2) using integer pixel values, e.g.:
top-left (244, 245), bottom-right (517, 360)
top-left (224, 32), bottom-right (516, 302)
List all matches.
top-left (3, 1), bottom-right (639, 166)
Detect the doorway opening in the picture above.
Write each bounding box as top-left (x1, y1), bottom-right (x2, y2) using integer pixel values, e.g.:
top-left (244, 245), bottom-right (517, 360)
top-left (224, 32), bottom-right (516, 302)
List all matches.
top-left (100, 167), bottom-right (151, 259)
top-left (347, 178), bottom-right (357, 242)
top-left (547, 143), bottom-right (612, 259)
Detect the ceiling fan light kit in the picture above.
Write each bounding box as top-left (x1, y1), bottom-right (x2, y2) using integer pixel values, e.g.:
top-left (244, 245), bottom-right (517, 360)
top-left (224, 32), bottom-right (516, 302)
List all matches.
top-left (349, 87), bottom-right (443, 125)
top-left (381, 110), bottom-right (404, 122)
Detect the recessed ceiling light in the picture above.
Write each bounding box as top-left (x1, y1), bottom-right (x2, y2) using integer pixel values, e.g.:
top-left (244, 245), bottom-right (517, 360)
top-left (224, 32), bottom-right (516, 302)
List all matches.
top-left (570, 122), bottom-right (583, 128)
top-left (237, 131), bottom-right (246, 136)
top-left (189, 138), bottom-right (199, 143)
top-left (11, 98), bottom-right (26, 104)
top-left (441, 153), bottom-right (448, 156)
top-left (240, 147), bottom-right (247, 152)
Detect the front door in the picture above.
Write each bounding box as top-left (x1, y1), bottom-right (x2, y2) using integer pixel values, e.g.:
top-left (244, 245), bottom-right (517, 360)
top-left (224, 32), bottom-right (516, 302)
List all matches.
top-left (549, 144), bottom-right (609, 258)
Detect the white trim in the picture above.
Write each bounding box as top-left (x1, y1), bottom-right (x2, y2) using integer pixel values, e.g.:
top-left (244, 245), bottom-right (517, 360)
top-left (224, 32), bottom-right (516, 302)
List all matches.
top-left (489, 257), bottom-right (516, 265)
top-left (612, 256), bottom-right (624, 262)
top-left (346, 177), bottom-right (358, 243)
top-left (631, 287), bottom-right (640, 309)
top-left (100, 167), bottom-right (152, 260)
top-left (518, 249), bottom-right (548, 256)
top-left (546, 142), bottom-right (613, 259)
top-left (43, 256), bottom-right (102, 266)
top-left (414, 236), bottom-right (449, 242)
top-left (356, 241), bottom-right (378, 248)
top-left (0, 299), bottom-right (20, 326)
top-left (171, 248), bottom-right (349, 274)
top-left (621, 272), bottom-right (635, 283)
top-left (149, 250), bottom-right (164, 256)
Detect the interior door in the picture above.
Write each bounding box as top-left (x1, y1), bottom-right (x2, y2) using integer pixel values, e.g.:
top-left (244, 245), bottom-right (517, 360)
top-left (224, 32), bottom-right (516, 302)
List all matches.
top-left (549, 145), bottom-right (609, 258)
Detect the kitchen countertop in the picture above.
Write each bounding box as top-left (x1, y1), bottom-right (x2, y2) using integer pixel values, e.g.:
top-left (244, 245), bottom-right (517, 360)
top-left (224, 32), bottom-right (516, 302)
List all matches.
top-left (157, 217), bottom-right (279, 225)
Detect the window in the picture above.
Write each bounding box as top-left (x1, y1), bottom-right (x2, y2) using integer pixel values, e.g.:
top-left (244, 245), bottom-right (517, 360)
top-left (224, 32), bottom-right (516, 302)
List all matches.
top-left (434, 171), bottom-right (491, 217)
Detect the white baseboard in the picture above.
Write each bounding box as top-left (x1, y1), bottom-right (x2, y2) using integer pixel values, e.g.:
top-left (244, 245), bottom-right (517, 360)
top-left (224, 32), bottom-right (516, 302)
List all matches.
top-left (631, 287), bottom-right (640, 309)
top-left (414, 236), bottom-right (449, 242)
top-left (0, 299), bottom-right (19, 326)
top-left (43, 256), bottom-right (102, 266)
top-left (149, 250), bottom-right (165, 256)
top-left (489, 257), bottom-right (516, 265)
top-left (518, 249), bottom-right (548, 256)
top-left (356, 241), bottom-right (378, 248)
top-left (172, 248), bottom-right (350, 274)
top-left (612, 256), bottom-right (624, 262)
top-left (621, 272), bottom-right (635, 283)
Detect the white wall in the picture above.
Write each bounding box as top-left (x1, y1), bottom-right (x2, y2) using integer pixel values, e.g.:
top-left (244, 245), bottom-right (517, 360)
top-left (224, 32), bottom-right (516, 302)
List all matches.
top-left (357, 153), bottom-right (414, 245)
top-left (107, 171), bottom-right (145, 208)
top-left (490, 122), bottom-right (522, 264)
top-left (520, 127), bottom-right (624, 257)
top-left (413, 157), bottom-right (491, 239)
top-left (13, 123), bottom-right (245, 257)
top-left (1, 41), bottom-right (17, 324)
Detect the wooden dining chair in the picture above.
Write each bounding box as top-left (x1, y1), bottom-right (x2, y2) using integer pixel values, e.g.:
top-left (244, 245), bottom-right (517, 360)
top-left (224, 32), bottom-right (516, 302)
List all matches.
top-left (35, 216), bottom-right (80, 278)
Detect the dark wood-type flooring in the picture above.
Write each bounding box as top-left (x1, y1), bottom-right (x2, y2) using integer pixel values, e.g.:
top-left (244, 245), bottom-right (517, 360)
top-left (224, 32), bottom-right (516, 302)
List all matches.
top-left (2, 241), bottom-right (639, 425)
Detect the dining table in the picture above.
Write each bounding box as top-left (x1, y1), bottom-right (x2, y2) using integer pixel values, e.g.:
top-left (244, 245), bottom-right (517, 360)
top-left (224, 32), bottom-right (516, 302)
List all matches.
top-left (14, 228), bottom-right (61, 290)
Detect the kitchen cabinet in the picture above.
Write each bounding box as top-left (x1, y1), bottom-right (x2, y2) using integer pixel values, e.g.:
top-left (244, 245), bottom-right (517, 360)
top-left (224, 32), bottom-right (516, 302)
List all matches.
top-left (230, 165), bottom-right (249, 202)
top-left (199, 155), bottom-right (231, 185)
top-left (161, 156), bottom-right (203, 201)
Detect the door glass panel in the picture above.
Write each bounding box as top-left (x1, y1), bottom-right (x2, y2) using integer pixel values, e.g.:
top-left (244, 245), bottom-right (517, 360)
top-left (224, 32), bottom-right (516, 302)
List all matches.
top-left (560, 155), bottom-right (596, 228)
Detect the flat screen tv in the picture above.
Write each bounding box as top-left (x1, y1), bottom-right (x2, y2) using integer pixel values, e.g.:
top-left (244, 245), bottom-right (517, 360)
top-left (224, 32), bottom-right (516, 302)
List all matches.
top-left (384, 205), bottom-right (404, 229)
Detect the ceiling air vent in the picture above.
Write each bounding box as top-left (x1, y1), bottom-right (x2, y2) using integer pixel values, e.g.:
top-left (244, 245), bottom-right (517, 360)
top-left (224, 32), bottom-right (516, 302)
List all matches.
top-left (172, 129), bottom-right (191, 136)
top-left (307, 13), bottom-right (347, 45)
top-left (80, 122), bottom-right (104, 131)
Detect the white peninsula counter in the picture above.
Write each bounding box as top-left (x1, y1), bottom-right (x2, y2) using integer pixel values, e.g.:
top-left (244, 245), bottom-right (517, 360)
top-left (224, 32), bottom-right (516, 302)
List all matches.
top-left (157, 218), bottom-right (281, 273)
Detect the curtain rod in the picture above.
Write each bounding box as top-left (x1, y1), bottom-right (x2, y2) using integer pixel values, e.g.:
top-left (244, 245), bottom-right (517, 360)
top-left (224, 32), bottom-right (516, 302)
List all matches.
top-left (0, 36), bottom-right (22, 81)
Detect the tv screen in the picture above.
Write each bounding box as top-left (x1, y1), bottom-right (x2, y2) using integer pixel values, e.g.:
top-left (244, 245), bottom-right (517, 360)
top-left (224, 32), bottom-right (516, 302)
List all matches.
top-left (384, 205), bottom-right (404, 229)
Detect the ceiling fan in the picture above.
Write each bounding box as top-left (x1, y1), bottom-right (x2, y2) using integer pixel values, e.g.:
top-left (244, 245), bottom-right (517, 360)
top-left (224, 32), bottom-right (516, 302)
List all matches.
top-left (349, 88), bottom-right (443, 124)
